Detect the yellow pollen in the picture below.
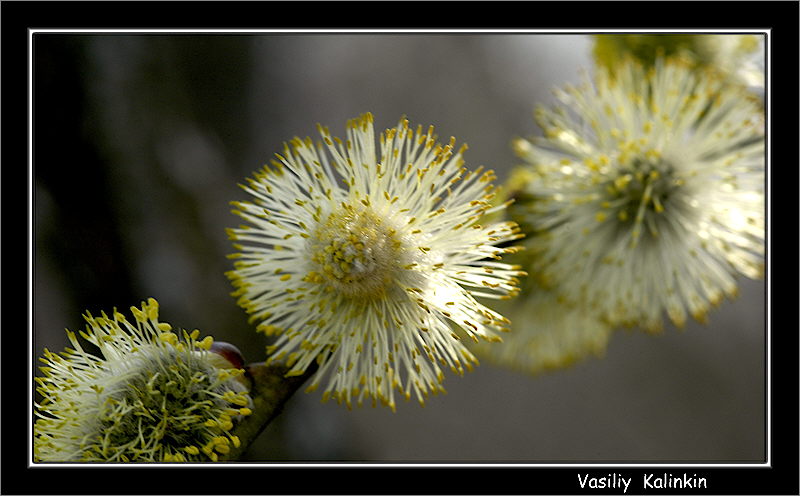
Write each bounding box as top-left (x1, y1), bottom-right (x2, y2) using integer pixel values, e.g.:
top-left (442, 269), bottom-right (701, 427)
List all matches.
top-left (308, 204), bottom-right (404, 298)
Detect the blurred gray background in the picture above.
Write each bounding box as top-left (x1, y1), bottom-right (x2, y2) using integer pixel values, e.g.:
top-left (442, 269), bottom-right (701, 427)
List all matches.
top-left (33, 33), bottom-right (765, 462)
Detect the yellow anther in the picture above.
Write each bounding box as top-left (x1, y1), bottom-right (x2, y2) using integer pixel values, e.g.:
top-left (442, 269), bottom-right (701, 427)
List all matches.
top-left (130, 306), bottom-right (146, 322)
top-left (146, 298), bottom-right (159, 319)
top-left (614, 174), bottom-right (632, 190)
top-left (653, 196), bottom-right (665, 213)
top-left (197, 336), bottom-right (214, 350)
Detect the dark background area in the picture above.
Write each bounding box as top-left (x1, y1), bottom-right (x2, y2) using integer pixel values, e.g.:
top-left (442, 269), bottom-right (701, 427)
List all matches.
top-left (32, 33), bottom-right (766, 462)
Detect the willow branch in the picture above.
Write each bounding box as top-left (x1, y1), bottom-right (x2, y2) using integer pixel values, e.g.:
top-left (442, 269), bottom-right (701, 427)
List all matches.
top-left (223, 361), bottom-right (317, 460)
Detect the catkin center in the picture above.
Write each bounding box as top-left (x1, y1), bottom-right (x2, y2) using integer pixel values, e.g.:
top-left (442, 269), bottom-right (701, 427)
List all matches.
top-left (94, 349), bottom-right (225, 459)
top-left (602, 152), bottom-right (683, 243)
top-left (308, 204), bottom-right (402, 298)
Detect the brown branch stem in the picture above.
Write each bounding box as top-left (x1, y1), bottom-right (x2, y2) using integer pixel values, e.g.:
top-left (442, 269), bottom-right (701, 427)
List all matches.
top-left (222, 361), bottom-right (316, 461)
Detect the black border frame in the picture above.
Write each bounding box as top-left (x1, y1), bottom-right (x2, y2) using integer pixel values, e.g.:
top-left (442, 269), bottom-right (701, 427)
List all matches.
top-left (4, 2), bottom-right (797, 494)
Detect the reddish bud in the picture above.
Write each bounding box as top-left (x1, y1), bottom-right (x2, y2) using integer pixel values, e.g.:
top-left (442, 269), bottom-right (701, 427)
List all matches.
top-left (209, 341), bottom-right (245, 369)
